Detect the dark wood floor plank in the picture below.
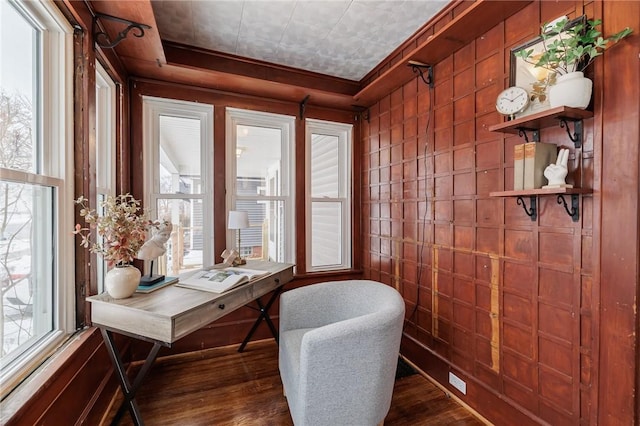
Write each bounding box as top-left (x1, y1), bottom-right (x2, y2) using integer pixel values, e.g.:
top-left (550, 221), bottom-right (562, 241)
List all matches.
top-left (103, 340), bottom-right (484, 425)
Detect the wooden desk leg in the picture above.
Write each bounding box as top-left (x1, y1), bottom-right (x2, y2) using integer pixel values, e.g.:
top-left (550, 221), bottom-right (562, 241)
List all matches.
top-left (238, 285), bottom-right (283, 352)
top-left (101, 328), bottom-right (162, 426)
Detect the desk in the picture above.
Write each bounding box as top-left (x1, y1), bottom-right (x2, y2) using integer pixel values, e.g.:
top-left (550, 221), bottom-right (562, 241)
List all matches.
top-left (88, 261), bottom-right (294, 426)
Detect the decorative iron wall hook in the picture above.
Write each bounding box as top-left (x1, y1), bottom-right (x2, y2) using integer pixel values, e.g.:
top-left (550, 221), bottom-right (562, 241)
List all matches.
top-left (408, 61), bottom-right (433, 88)
top-left (92, 12), bottom-right (151, 49)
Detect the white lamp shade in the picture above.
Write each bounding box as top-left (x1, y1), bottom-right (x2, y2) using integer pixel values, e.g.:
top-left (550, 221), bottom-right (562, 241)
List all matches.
top-left (228, 210), bottom-right (249, 230)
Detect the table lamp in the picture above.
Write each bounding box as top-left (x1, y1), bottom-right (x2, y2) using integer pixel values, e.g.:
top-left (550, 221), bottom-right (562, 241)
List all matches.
top-left (228, 210), bottom-right (249, 265)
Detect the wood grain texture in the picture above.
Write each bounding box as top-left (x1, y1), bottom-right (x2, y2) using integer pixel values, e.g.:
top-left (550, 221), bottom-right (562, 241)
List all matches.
top-left (361, 1), bottom-right (640, 424)
top-left (598, 1), bottom-right (640, 423)
top-left (88, 262), bottom-right (294, 343)
top-left (102, 339), bottom-right (484, 426)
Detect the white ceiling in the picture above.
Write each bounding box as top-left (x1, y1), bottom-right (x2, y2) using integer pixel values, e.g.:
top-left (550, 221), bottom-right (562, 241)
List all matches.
top-left (151, 0), bottom-right (448, 81)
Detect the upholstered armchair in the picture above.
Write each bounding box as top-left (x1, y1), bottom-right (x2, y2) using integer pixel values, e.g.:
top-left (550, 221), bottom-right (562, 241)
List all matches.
top-left (278, 280), bottom-right (405, 426)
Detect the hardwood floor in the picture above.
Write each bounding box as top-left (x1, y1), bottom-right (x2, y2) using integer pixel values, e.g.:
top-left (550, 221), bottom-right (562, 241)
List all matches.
top-left (103, 339), bottom-right (484, 425)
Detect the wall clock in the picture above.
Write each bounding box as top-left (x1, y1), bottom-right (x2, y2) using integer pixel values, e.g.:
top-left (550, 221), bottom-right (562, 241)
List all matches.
top-left (496, 86), bottom-right (530, 119)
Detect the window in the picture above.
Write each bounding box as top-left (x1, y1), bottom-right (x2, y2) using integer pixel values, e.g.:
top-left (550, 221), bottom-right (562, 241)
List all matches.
top-left (142, 97), bottom-right (214, 276)
top-left (0, 0), bottom-right (74, 394)
top-left (226, 108), bottom-right (295, 263)
top-left (95, 62), bottom-right (116, 293)
top-left (306, 119), bottom-right (352, 271)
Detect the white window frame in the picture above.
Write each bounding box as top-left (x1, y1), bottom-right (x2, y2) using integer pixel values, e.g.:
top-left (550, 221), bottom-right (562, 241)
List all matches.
top-left (305, 119), bottom-right (352, 271)
top-left (0, 0), bottom-right (75, 396)
top-left (142, 96), bottom-right (214, 272)
top-left (95, 62), bottom-right (116, 293)
top-left (225, 108), bottom-right (295, 263)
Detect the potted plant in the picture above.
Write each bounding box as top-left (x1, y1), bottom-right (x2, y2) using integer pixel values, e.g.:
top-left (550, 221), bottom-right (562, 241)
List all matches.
top-left (74, 193), bottom-right (159, 299)
top-left (515, 17), bottom-right (632, 108)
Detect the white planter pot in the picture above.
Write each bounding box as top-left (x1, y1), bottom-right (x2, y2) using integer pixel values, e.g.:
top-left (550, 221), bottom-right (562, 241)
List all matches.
top-left (105, 264), bottom-right (140, 299)
top-left (549, 71), bottom-right (593, 109)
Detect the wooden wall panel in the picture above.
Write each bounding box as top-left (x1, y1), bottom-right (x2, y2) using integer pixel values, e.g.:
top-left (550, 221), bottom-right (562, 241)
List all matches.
top-left (361, 1), bottom-right (639, 424)
top-left (598, 1), bottom-right (640, 423)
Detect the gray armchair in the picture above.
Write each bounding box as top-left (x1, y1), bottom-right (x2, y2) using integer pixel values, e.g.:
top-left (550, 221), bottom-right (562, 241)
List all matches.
top-left (278, 280), bottom-right (405, 426)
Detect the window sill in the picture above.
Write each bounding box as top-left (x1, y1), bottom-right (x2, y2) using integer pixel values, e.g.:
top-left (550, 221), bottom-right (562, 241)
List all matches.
top-left (294, 268), bottom-right (363, 280)
top-left (0, 328), bottom-right (98, 423)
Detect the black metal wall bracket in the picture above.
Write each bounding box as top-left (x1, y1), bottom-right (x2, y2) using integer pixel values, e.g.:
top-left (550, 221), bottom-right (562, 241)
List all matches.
top-left (408, 61), bottom-right (434, 88)
top-left (352, 105), bottom-right (370, 123)
top-left (299, 95), bottom-right (310, 120)
top-left (557, 194), bottom-right (580, 222)
top-left (558, 118), bottom-right (583, 148)
top-left (92, 12), bottom-right (151, 49)
top-left (517, 196), bottom-right (537, 221)
top-left (517, 128), bottom-right (540, 143)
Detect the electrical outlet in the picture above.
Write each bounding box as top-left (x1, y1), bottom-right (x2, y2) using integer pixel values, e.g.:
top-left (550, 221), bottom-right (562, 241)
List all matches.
top-left (448, 372), bottom-right (467, 395)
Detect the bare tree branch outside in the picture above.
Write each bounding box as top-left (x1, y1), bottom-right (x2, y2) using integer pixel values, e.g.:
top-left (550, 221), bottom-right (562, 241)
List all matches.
top-left (1, 89), bottom-right (36, 358)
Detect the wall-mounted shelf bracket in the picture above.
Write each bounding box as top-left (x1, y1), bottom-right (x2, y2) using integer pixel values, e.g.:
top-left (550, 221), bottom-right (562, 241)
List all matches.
top-left (557, 194), bottom-right (579, 222)
top-left (517, 128), bottom-right (540, 143)
top-left (558, 118), bottom-right (583, 148)
top-left (92, 12), bottom-right (151, 49)
top-left (352, 105), bottom-right (370, 123)
top-left (517, 196), bottom-right (537, 221)
top-left (408, 61), bottom-right (434, 88)
top-left (490, 187), bottom-right (590, 222)
top-left (299, 95), bottom-right (310, 120)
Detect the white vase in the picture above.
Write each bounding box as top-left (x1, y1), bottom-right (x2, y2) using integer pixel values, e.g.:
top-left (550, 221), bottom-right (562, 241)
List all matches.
top-left (105, 264), bottom-right (140, 299)
top-left (549, 71), bottom-right (593, 109)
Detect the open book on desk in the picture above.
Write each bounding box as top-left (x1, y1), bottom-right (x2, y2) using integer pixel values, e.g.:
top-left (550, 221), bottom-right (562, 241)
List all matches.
top-left (176, 266), bottom-right (270, 294)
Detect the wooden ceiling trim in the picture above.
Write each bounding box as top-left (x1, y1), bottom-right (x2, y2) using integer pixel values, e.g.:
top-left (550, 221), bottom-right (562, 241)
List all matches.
top-left (87, 1), bottom-right (361, 109)
top-left (124, 59), bottom-right (357, 110)
top-left (353, 0), bottom-right (533, 106)
top-left (163, 42), bottom-right (361, 96)
top-left (89, 0), bottom-right (165, 65)
top-left (359, 0), bottom-right (464, 85)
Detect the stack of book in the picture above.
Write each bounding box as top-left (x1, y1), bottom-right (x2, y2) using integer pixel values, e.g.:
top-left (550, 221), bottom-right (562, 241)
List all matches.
top-left (513, 142), bottom-right (558, 190)
top-left (136, 276), bottom-right (178, 293)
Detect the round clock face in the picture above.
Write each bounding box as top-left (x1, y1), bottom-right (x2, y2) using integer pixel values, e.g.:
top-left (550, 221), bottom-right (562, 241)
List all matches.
top-left (496, 86), bottom-right (530, 117)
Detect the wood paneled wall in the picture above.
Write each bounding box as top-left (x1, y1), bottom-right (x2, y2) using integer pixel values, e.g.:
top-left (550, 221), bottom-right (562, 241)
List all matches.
top-left (360, 1), bottom-right (639, 424)
top-left (6, 1), bottom-right (638, 424)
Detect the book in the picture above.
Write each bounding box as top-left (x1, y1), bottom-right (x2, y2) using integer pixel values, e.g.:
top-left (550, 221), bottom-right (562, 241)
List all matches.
top-left (513, 143), bottom-right (525, 190)
top-left (523, 142), bottom-right (557, 189)
top-left (136, 276), bottom-right (178, 294)
top-left (176, 267), bottom-right (270, 294)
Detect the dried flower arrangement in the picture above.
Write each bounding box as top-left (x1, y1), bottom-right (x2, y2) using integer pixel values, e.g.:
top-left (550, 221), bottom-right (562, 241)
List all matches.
top-left (73, 194), bottom-right (159, 267)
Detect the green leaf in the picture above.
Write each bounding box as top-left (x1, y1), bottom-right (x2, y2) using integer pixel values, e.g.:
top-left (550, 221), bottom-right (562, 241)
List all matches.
top-left (516, 17), bottom-right (633, 74)
top-left (611, 27), bottom-right (633, 42)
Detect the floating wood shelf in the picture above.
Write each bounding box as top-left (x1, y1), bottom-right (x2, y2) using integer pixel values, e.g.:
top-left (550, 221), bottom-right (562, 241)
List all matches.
top-left (488, 106), bottom-right (594, 134)
top-left (489, 187), bottom-right (592, 197)
top-left (353, 0), bottom-right (532, 106)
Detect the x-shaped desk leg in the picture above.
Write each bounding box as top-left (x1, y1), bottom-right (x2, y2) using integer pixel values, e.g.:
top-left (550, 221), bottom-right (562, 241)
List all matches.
top-left (238, 286), bottom-right (283, 352)
top-left (101, 328), bottom-right (163, 426)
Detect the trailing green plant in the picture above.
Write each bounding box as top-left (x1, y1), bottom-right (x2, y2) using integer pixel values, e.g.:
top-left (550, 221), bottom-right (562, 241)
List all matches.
top-left (515, 17), bottom-right (632, 75)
